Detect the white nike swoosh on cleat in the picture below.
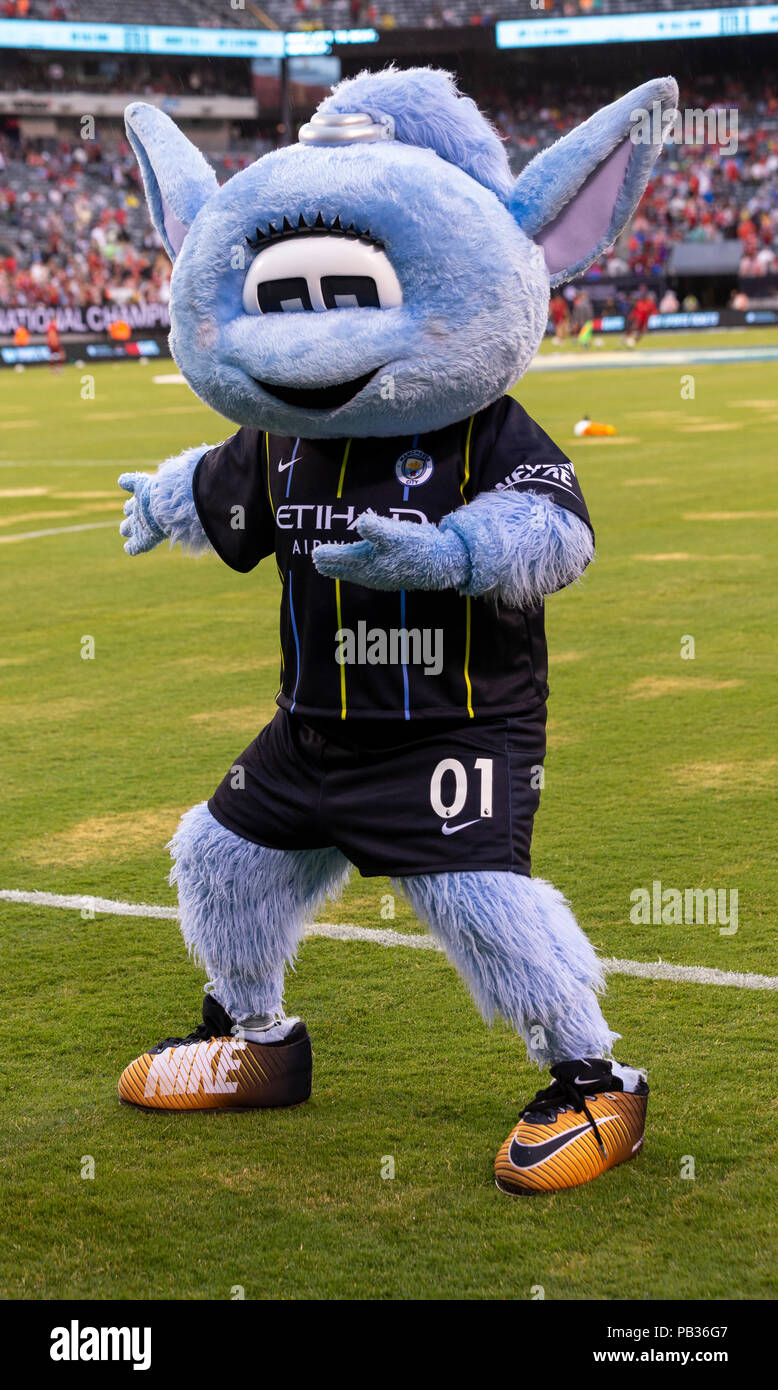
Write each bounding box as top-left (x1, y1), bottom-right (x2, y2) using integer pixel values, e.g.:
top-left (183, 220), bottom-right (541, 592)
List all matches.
top-left (441, 819), bottom-right (482, 835)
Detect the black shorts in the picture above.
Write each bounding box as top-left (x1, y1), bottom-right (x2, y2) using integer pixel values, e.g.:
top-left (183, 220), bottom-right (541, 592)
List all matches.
top-left (209, 707), bottom-right (547, 879)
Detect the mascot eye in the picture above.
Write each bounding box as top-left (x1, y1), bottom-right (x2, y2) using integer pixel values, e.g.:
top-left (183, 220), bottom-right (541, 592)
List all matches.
top-left (321, 276), bottom-right (380, 310)
top-left (242, 233), bottom-right (402, 315)
top-left (257, 278), bottom-right (313, 314)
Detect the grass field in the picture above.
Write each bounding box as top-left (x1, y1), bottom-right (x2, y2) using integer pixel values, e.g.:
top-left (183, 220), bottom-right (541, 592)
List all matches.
top-left (1, 339), bottom-right (776, 1301)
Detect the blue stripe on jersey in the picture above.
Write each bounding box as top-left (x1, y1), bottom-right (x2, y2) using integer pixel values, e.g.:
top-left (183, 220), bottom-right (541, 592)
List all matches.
top-left (400, 588), bottom-right (410, 720)
top-left (402, 433), bottom-right (419, 503)
top-left (399, 435), bottom-right (418, 715)
top-left (286, 437), bottom-right (301, 498)
top-left (288, 570), bottom-right (302, 713)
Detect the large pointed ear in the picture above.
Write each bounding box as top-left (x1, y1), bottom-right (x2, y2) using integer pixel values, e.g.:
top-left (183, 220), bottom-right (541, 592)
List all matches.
top-left (510, 77), bottom-right (678, 286)
top-left (124, 102), bottom-right (219, 261)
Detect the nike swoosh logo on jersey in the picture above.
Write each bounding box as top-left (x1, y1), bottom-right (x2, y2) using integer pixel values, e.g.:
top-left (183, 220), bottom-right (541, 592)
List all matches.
top-left (441, 818), bottom-right (482, 835)
top-left (277, 459), bottom-right (295, 472)
top-left (508, 1114), bottom-right (621, 1170)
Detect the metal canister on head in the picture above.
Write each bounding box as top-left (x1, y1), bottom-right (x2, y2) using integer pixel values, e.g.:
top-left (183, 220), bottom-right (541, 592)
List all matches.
top-left (298, 111), bottom-right (395, 146)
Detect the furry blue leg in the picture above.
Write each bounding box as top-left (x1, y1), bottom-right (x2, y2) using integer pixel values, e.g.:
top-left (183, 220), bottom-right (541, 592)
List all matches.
top-left (398, 871), bottom-right (619, 1066)
top-left (169, 802), bottom-right (350, 1019)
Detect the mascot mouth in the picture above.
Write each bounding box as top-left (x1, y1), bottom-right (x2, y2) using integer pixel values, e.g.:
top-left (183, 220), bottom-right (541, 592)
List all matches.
top-left (254, 367), bottom-right (380, 410)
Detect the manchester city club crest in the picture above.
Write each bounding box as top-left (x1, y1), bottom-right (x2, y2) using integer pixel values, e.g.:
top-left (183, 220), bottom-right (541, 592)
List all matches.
top-left (395, 449), bottom-right (434, 487)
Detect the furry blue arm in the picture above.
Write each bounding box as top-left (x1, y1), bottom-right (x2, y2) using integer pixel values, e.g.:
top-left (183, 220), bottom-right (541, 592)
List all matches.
top-left (314, 509), bottom-right (470, 591)
top-left (118, 445), bottom-right (212, 556)
top-left (313, 490), bottom-right (593, 607)
top-left (441, 488), bottom-right (594, 607)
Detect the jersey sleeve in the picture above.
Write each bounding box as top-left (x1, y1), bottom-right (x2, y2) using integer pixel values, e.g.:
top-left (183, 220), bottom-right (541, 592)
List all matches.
top-left (471, 396), bottom-right (594, 539)
top-left (192, 429), bottom-right (275, 573)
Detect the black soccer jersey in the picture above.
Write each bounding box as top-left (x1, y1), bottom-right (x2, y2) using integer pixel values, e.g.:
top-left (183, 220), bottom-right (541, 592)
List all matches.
top-left (192, 395), bottom-right (592, 722)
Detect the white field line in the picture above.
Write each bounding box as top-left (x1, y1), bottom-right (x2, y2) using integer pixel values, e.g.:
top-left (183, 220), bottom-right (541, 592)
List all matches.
top-left (0, 460), bottom-right (163, 469)
top-left (0, 520), bottom-right (117, 544)
top-left (2, 889), bottom-right (775, 991)
top-left (529, 346), bottom-right (778, 372)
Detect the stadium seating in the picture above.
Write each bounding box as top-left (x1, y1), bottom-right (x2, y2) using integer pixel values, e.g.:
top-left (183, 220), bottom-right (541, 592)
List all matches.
top-left (8, 0), bottom-right (777, 34)
top-left (0, 136), bottom-right (272, 316)
top-left (2, 49), bottom-right (776, 317)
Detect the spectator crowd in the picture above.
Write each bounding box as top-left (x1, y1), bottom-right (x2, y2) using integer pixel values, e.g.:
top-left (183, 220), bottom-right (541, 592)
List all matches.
top-left (487, 73), bottom-right (778, 280)
top-left (1, 70), bottom-right (777, 324)
top-left (0, 133), bottom-right (275, 322)
top-left (2, 1), bottom-right (766, 32)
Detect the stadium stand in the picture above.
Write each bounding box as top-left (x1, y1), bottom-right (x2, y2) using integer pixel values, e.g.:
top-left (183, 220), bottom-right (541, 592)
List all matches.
top-left (0, 55), bottom-right (243, 94)
top-left (2, 0), bottom-right (777, 326)
top-left (3, 1), bottom-right (257, 25)
top-left (2, 68), bottom-right (776, 320)
top-left (4, 0), bottom-right (777, 33)
top-left (488, 72), bottom-right (778, 281)
top-left (0, 133), bottom-right (275, 318)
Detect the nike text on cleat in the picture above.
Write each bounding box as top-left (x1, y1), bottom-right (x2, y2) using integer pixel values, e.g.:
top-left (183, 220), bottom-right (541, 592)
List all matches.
top-left (494, 1058), bottom-right (648, 1194)
top-left (117, 994), bottom-right (313, 1112)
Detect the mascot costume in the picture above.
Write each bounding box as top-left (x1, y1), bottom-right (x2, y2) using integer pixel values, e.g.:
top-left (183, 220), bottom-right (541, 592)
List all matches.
top-left (117, 68), bottom-right (677, 1194)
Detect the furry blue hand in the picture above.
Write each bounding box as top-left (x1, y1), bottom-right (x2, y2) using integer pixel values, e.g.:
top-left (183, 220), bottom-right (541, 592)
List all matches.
top-left (313, 509), bottom-right (471, 592)
top-left (118, 472), bottom-right (166, 556)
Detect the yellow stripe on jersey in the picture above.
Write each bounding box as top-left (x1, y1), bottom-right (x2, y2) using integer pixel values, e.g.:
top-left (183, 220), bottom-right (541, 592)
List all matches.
top-left (336, 437), bottom-right (352, 499)
top-left (335, 578), bottom-right (347, 719)
top-left (460, 413), bottom-right (474, 504)
top-left (461, 416), bottom-right (475, 717)
top-left (276, 560), bottom-right (285, 692)
top-left (266, 433), bottom-right (275, 518)
top-left (463, 597), bottom-right (474, 720)
top-left (266, 436), bottom-right (282, 689)
top-left (335, 438), bottom-right (352, 720)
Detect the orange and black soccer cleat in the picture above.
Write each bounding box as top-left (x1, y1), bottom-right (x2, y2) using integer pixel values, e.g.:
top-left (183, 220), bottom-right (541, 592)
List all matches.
top-left (118, 995), bottom-right (312, 1112)
top-left (495, 1059), bottom-right (648, 1195)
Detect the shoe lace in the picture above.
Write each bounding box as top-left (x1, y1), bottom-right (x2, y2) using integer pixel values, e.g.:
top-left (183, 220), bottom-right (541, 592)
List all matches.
top-left (152, 1019), bottom-right (225, 1053)
top-left (521, 1077), bottom-right (608, 1157)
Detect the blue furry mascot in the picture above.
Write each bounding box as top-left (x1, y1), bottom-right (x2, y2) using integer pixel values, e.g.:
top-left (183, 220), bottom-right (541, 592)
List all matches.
top-left (118, 68), bottom-right (677, 1194)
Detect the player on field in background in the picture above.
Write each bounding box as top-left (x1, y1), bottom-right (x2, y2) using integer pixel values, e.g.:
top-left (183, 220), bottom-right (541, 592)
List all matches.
top-left (549, 292), bottom-right (570, 344)
top-left (623, 286), bottom-right (656, 347)
top-left (46, 318), bottom-right (64, 374)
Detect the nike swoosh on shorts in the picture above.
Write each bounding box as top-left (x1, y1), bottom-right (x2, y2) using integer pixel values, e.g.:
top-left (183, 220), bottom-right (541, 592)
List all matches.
top-left (441, 819), bottom-right (482, 836)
